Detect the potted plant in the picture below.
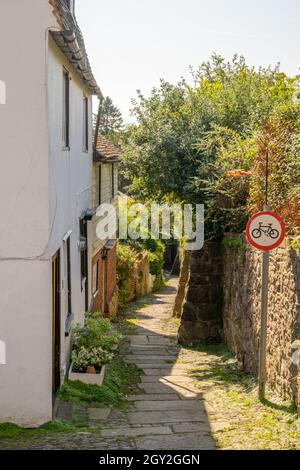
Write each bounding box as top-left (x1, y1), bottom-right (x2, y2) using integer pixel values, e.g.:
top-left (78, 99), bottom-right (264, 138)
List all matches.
top-left (68, 315), bottom-right (122, 385)
top-left (69, 346), bottom-right (113, 385)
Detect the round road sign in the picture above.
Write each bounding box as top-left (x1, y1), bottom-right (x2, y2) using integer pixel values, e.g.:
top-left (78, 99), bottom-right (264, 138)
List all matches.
top-left (246, 211), bottom-right (286, 251)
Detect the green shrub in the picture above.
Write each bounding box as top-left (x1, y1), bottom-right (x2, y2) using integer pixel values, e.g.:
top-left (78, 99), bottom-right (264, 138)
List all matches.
top-left (117, 243), bottom-right (138, 308)
top-left (72, 316), bottom-right (121, 353)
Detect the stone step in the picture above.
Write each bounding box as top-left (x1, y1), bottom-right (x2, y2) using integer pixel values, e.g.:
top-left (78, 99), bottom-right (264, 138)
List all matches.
top-left (128, 410), bottom-right (208, 425)
top-left (128, 350), bottom-right (177, 356)
top-left (141, 383), bottom-right (177, 394)
top-left (126, 393), bottom-right (180, 402)
top-left (133, 400), bottom-right (206, 412)
top-left (144, 366), bottom-right (186, 377)
top-left (135, 433), bottom-right (216, 450)
top-left (101, 425), bottom-right (173, 438)
top-left (125, 355), bottom-right (177, 362)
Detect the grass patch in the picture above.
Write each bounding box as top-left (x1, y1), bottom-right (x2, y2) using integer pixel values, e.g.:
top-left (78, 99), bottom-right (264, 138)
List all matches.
top-left (58, 355), bottom-right (142, 409)
top-left (183, 342), bottom-right (300, 450)
top-left (0, 419), bottom-right (76, 439)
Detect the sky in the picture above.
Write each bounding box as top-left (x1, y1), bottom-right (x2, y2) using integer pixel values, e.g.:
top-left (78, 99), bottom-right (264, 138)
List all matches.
top-left (76, 0), bottom-right (300, 123)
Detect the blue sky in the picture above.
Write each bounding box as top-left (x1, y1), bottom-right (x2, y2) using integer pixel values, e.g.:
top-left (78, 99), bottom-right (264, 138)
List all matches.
top-left (76, 0), bottom-right (300, 122)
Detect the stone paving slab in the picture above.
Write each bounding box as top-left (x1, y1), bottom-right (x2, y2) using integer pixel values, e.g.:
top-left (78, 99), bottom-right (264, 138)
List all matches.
top-left (172, 423), bottom-right (211, 434)
top-left (127, 393), bottom-right (180, 401)
top-left (140, 383), bottom-right (178, 394)
top-left (160, 378), bottom-right (201, 394)
top-left (148, 337), bottom-right (173, 345)
top-left (126, 355), bottom-right (177, 362)
top-left (128, 410), bottom-right (207, 425)
top-left (130, 363), bottom-right (176, 369)
top-left (128, 344), bottom-right (172, 350)
top-left (101, 426), bottom-right (173, 438)
top-left (135, 433), bottom-right (216, 450)
top-left (88, 407), bottom-right (112, 421)
top-left (129, 350), bottom-right (178, 356)
top-left (133, 400), bottom-right (206, 412)
top-left (160, 378), bottom-right (201, 390)
top-left (141, 375), bottom-right (164, 383)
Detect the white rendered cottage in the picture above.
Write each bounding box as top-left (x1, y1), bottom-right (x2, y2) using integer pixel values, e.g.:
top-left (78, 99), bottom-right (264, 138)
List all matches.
top-left (0, 0), bottom-right (107, 426)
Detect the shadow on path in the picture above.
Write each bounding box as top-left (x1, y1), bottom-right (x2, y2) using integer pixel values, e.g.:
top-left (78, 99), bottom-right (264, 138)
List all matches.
top-left (101, 277), bottom-right (216, 450)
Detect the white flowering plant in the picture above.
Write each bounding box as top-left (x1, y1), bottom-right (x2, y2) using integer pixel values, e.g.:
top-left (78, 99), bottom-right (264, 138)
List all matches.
top-left (72, 346), bottom-right (114, 373)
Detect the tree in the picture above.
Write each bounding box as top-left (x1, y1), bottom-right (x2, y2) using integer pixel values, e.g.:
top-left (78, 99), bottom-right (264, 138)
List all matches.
top-left (95, 96), bottom-right (124, 136)
top-left (120, 54), bottom-right (296, 239)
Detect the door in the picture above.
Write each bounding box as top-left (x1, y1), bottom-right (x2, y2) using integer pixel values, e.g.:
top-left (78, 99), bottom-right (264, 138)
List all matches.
top-left (102, 257), bottom-right (106, 313)
top-left (80, 219), bottom-right (89, 311)
top-left (52, 251), bottom-right (61, 394)
top-left (64, 237), bottom-right (72, 316)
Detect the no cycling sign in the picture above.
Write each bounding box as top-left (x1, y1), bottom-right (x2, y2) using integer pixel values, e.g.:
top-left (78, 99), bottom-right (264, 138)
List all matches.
top-left (246, 211), bottom-right (286, 251)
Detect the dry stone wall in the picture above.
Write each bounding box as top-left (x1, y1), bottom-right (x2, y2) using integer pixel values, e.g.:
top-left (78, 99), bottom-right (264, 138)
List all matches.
top-left (178, 242), bottom-right (223, 344)
top-left (223, 234), bottom-right (300, 410)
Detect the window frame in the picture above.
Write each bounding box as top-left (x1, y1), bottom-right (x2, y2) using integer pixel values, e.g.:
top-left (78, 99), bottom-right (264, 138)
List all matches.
top-left (92, 260), bottom-right (99, 296)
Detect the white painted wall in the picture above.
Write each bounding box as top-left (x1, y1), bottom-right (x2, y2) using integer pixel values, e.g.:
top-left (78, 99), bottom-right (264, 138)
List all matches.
top-left (47, 38), bottom-right (94, 383)
top-left (0, 0), bottom-right (57, 427)
top-left (0, 2), bottom-right (96, 427)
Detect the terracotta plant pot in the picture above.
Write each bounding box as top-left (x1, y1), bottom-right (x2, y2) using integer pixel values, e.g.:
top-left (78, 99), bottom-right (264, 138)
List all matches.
top-left (86, 365), bottom-right (96, 374)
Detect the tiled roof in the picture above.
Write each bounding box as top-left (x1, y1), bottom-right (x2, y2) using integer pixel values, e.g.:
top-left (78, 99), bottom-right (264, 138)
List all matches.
top-left (94, 136), bottom-right (122, 162)
top-left (49, 0), bottom-right (102, 97)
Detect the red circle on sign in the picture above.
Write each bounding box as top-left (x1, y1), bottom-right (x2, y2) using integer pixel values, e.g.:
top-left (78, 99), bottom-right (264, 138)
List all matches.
top-left (246, 211), bottom-right (286, 251)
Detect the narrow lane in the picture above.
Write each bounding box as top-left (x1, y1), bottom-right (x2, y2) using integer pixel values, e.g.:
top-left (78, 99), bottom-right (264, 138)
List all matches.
top-left (102, 277), bottom-right (216, 450)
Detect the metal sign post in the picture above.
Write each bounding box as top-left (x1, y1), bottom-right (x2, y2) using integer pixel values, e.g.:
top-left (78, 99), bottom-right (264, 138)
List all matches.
top-left (245, 153), bottom-right (286, 401)
top-left (259, 152), bottom-right (270, 401)
top-left (258, 205), bottom-right (270, 401)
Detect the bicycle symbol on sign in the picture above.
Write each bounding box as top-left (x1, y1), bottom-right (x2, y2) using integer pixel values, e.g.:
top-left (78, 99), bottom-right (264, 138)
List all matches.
top-left (251, 222), bottom-right (279, 240)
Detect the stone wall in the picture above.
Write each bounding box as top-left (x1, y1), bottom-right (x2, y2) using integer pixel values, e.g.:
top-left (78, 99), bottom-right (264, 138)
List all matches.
top-left (173, 249), bottom-right (190, 318)
top-left (223, 234), bottom-right (300, 409)
top-left (178, 242), bottom-right (223, 344)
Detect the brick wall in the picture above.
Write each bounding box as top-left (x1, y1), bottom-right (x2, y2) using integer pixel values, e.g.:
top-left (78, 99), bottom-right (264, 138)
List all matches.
top-left (91, 244), bottom-right (118, 316)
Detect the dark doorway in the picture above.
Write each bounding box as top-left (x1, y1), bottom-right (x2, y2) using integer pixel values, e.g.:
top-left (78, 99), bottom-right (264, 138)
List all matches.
top-left (80, 218), bottom-right (89, 311)
top-left (66, 237), bottom-right (72, 315)
top-left (52, 250), bottom-right (61, 394)
top-left (164, 239), bottom-right (180, 274)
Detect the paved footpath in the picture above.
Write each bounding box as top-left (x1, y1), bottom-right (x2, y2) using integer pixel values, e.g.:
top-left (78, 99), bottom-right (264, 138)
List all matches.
top-left (100, 277), bottom-right (216, 450)
top-left (0, 278), bottom-right (216, 450)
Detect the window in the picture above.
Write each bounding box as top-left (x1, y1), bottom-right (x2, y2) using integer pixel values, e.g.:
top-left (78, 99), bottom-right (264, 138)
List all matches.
top-left (98, 165), bottom-right (102, 206)
top-left (83, 95), bottom-right (88, 152)
top-left (62, 70), bottom-right (70, 148)
top-left (92, 260), bottom-right (99, 296)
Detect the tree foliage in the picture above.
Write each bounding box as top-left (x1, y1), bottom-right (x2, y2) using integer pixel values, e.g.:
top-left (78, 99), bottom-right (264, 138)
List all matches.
top-left (95, 96), bottom-right (124, 137)
top-left (120, 54), bottom-right (299, 239)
